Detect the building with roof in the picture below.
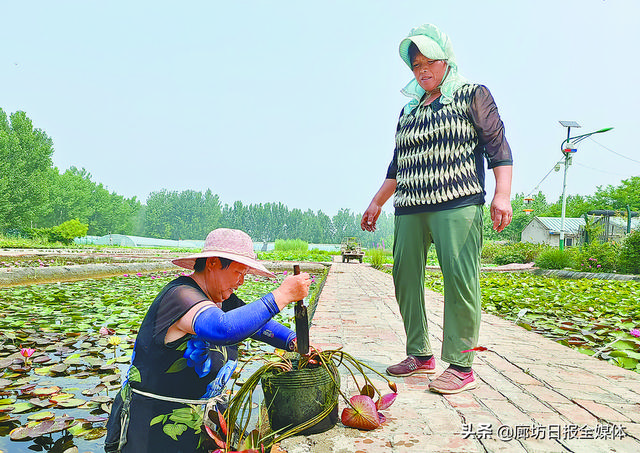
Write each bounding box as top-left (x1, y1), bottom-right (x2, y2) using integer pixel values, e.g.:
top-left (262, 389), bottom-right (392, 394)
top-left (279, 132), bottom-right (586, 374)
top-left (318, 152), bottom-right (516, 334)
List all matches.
top-left (521, 217), bottom-right (586, 247)
top-left (75, 234), bottom-right (204, 249)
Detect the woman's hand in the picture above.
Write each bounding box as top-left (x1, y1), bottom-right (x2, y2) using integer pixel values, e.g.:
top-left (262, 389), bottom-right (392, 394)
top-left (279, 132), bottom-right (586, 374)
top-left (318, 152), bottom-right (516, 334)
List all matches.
top-left (271, 273), bottom-right (311, 310)
top-left (490, 193), bottom-right (512, 232)
top-left (361, 201), bottom-right (382, 232)
top-left (361, 179), bottom-right (397, 232)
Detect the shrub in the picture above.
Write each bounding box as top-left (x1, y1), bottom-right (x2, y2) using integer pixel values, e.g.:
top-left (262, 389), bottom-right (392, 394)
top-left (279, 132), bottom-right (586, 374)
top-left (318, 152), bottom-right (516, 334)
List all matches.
top-left (31, 219), bottom-right (89, 245)
top-left (274, 239), bottom-right (308, 253)
top-left (50, 219), bottom-right (89, 244)
top-left (574, 241), bottom-right (619, 273)
top-left (492, 242), bottom-right (546, 265)
top-left (535, 248), bottom-right (574, 270)
top-left (367, 248), bottom-right (387, 270)
top-left (481, 241), bottom-right (504, 263)
top-left (618, 230), bottom-right (640, 275)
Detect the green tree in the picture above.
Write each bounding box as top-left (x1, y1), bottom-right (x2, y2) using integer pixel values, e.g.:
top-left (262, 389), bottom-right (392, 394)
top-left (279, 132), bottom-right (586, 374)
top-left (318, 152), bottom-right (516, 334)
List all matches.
top-left (542, 194), bottom-right (597, 218)
top-left (42, 167), bottom-right (141, 236)
top-left (315, 210), bottom-right (333, 244)
top-left (0, 109), bottom-right (55, 230)
top-left (143, 189), bottom-right (221, 240)
top-left (590, 176), bottom-right (640, 212)
top-left (331, 209), bottom-right (359, 243)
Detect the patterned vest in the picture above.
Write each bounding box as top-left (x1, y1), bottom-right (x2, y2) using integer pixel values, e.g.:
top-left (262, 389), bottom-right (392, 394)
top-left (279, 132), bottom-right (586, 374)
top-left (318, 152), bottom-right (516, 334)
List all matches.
top-left (394, 84), bottom-right (483, 208)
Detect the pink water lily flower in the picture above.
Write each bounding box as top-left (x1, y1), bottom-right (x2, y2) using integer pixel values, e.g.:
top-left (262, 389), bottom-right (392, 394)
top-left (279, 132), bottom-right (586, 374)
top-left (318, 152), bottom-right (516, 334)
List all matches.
top-left (630, 329), bottom-right (640, 338)
top-left (20, 347), bottom-right (35, 367)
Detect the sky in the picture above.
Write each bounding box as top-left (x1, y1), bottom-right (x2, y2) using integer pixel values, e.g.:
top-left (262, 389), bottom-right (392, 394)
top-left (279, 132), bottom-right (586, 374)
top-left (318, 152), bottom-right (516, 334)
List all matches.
top-left (2, 0), bottom-right (639, 217)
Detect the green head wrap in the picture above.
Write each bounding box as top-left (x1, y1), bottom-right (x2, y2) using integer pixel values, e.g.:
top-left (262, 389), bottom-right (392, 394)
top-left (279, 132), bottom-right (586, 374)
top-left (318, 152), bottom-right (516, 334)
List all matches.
top-left (398, 24), bottom-right (468, 114)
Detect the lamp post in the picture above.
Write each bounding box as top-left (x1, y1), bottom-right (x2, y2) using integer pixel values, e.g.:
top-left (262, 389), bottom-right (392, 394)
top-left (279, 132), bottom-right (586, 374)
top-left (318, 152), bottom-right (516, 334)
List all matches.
top-left (557, 121), bottom-right (614, 250)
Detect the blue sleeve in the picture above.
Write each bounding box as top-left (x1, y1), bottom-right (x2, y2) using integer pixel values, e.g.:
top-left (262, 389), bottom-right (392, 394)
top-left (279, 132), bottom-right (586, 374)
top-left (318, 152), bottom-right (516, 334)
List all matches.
top-left (252, 320), bottom-right (297, 351)
top-left (192, 293), bottom-right (280, 345)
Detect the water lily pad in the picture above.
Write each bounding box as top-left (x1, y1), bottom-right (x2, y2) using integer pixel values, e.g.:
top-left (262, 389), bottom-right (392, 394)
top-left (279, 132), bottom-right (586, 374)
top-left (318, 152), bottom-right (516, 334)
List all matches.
top-left (68, 422), bottom-right (90, 436)
top-left (341, 395), bottom-right (381, 430)
top-left (28, 397), bottom-right (53, 408)
top-left (10, 402), bottom-right (34, 414)
top-left (83, 426), bottom-right (107, 440)
top-left (78, 401), bottom-right (99, 410)
top-left (612, 340), bottom-right (637, 351)
top-left (49, 393), bottom-right (74, 403)
top-left (0, 358), bottom-right (13, 369)
top-left (27, 410), bottom-right (55, 421)
top-left (99, 364), bottom-right (118, 372)
top-left (100, 374), bottom-right (120, 384)
top-left (56, 398), bottom-right (86, 408)
top-left (0, 378), bottom-right (13, 388)
top-left (85, 415), bottom-right (108, 423)
top-left (33, 386), bottom-right (61, 397)
top-left (17, 383), bottom-right (38, 394)
top-left (84, 357), bottom-right (103, 368)
top-left (64, 354), bottom-right (83, 365)
top-left (90, 395), bottom-right (112, 404)
top-left (32, 355), bottom-right (52, 364)
top-left (0, 413), bottom-right (18, 423)
top-left (19, 416), bottom-right (77, 438)
top-left (49, 363), bottom-right (70, 374)
top-left (0, 397), bottom-right (16, 405)
top-left (81, 384), bottom-right (106, 396)
top-left (34, 366), bottom-right (52, 375)
top-left (74, 371), bottom-right (94, 379)
top-left (9, 425), bottom-right (33, 441)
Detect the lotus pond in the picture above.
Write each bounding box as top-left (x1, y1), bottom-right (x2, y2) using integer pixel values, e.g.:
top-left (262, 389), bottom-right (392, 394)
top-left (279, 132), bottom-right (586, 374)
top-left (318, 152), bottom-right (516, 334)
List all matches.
top-left (423, 271), bottom-right (640, 371)
top-left (0, 255), bottom-right (149, 269)
top-left (0, 268), bottom-right (325, 453)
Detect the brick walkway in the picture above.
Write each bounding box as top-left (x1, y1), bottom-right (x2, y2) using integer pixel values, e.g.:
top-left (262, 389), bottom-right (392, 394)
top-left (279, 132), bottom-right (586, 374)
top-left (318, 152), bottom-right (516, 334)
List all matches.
top-left (277, 259), bottom-right (640, 453)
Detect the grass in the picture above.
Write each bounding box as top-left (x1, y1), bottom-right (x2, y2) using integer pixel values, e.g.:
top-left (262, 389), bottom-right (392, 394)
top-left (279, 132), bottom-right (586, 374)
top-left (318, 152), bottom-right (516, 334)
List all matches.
top-left (274, 239), bottom-right (308, 253)
top-left (0, 233), bottom-right (68, 249)
top-left (257, 249), bottom-right (336, 262)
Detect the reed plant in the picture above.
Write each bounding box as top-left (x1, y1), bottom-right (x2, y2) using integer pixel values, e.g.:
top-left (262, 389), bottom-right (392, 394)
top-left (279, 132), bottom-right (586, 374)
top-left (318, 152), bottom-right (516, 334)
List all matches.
top-left (366, 247), bottom-right (389, 270)
top-left (274, 239), bottom-right (309, 253)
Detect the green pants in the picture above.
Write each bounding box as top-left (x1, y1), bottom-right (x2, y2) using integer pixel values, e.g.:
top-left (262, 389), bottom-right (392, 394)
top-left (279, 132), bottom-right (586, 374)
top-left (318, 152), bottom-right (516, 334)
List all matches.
top-left (392, 205), bottom-right (483, 367)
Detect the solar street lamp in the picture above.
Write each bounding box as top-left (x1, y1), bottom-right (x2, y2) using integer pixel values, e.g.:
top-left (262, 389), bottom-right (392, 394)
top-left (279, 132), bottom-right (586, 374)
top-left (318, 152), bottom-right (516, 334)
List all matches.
top-left (557, 121), bottom-right (613, 250)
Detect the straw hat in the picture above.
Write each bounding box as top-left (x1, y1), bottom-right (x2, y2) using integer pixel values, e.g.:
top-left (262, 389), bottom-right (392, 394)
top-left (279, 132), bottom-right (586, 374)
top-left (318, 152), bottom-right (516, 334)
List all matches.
top-left (172, 228), bottom-right (275, 278)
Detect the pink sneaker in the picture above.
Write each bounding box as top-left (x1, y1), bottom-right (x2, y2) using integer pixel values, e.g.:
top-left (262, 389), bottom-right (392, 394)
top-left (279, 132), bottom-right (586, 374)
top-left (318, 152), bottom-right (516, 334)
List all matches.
top-left (386, 356), bottom-right (436, 377)
top-left (429, 367), bottom-right (477, 394)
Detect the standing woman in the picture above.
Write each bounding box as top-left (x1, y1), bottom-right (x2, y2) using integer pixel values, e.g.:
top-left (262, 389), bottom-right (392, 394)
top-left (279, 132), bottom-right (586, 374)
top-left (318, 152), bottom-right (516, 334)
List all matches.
top-left (105, 228), bottom-right (310, 452)
top-left (361, 24), bottom-right (513, 394)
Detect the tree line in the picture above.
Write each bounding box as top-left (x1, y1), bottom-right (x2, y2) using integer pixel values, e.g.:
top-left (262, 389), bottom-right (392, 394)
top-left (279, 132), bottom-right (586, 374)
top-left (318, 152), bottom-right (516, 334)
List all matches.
top-left (2, 109), bottom-right (637, 247)
top-left (0, 109), bottom-right (393, 247)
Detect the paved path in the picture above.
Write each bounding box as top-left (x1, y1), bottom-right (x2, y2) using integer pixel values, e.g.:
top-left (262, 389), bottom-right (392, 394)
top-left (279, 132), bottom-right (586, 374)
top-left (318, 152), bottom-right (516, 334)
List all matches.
top-left (277, 259), bottom-right (640, 453)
